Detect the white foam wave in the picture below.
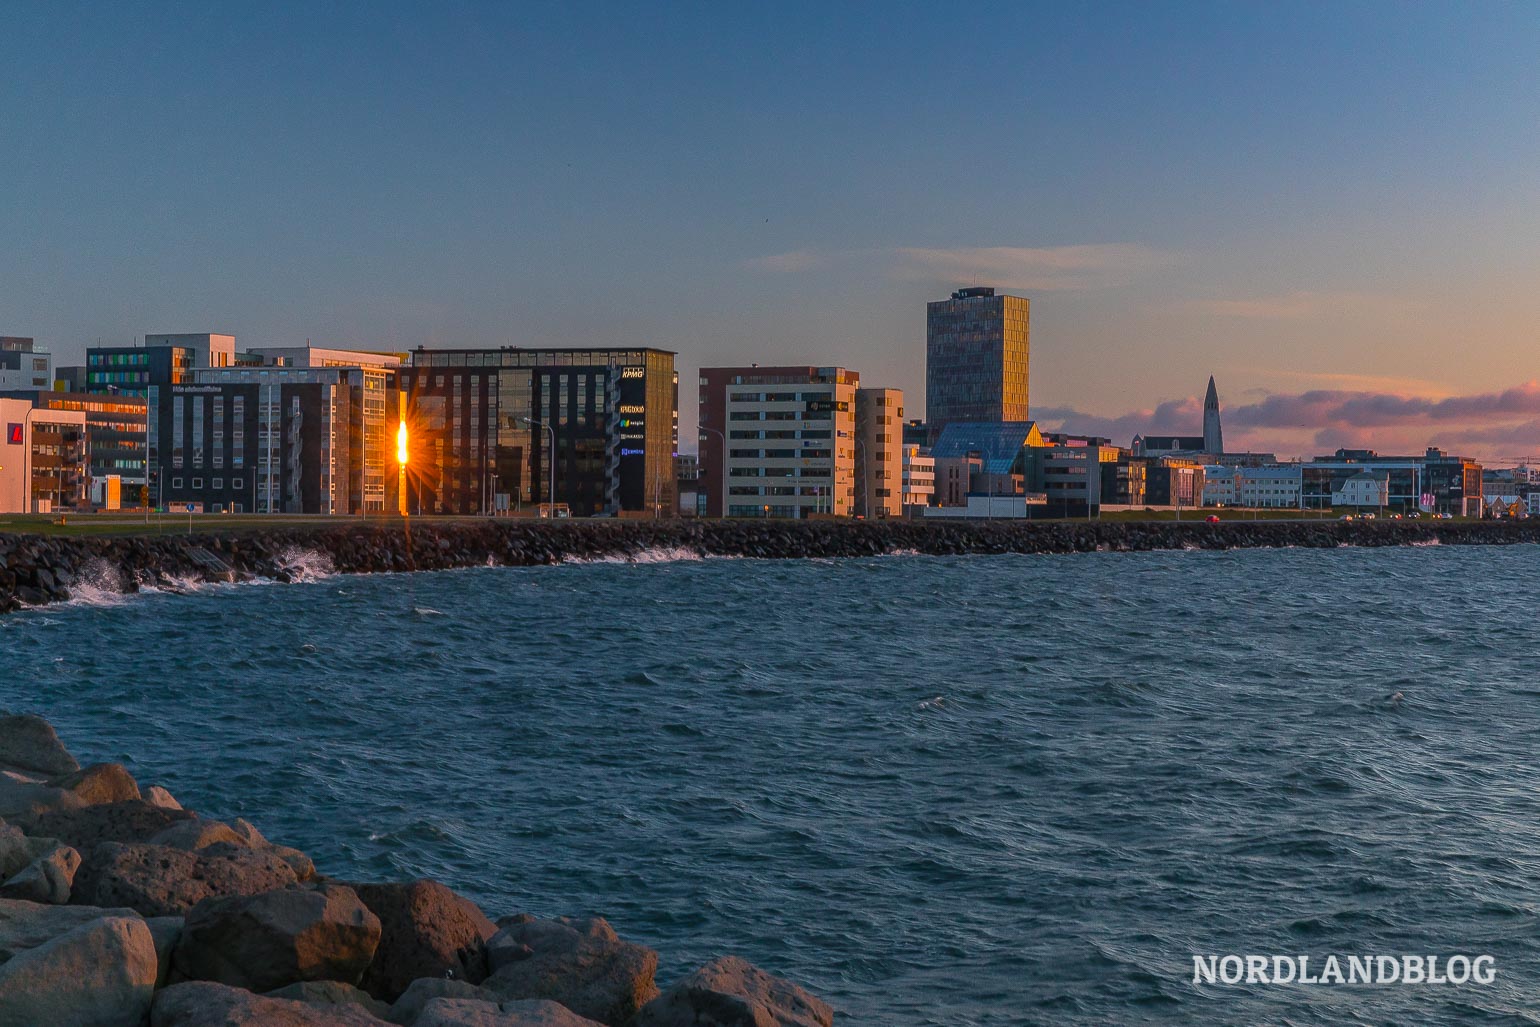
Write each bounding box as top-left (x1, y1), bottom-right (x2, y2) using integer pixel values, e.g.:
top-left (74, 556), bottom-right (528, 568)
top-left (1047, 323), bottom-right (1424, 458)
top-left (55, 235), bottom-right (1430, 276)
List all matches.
top-left (62, 559), bottom-right (130, 607)
top-left (276, 547), bottom-right (336, 581)
top-left (562, 546), bottom-right (706, 565)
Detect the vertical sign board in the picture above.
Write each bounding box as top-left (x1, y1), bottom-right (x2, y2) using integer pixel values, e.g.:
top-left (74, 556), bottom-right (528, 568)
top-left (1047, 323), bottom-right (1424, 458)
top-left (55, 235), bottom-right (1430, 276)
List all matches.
top-left (617, 366), bottom-right (647, 510)
top-left (5, 424), bottom-right (21, 445)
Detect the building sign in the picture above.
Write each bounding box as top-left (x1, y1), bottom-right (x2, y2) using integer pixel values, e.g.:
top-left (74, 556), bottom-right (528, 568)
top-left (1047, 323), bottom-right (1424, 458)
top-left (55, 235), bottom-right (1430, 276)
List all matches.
top-left (5, 424), bottom-right (21, 445)
top-left (621, 366), bottom-right (645, 379)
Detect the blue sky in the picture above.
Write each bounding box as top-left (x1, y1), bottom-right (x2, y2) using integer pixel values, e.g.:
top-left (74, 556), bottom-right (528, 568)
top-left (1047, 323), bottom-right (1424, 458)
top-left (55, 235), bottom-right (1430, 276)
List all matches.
top-left (3, 2), bottom-right (1539, 456)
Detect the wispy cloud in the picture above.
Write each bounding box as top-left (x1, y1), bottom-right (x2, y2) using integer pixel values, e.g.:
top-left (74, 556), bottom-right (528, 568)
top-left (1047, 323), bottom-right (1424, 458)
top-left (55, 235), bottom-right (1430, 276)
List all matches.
top-left (891, 244), bottom-right (1179, 291)
top-left (744, 243), bottom-right (1179, 291)
top-left (744, 249), bottom-right (827, 273)
top-left (1185, 290), bottom-right (1423, 321)
top-left (1036, 381), bottom-right (1540, 462)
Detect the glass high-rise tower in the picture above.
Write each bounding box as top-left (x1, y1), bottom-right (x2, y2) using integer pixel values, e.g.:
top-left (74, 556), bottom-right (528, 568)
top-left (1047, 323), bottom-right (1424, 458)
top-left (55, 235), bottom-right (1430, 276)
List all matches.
top-left (925, 287), bottom-right (1029, 436)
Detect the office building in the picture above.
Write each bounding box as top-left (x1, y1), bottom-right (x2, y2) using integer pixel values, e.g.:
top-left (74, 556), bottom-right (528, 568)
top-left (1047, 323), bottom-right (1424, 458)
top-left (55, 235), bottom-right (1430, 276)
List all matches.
top-left (147, 360), bottom-right (394, 515)
top-left (855, 387), bottom-right (903, 519)
top-left (401, 347), bottom-right (677, 517)
top-left (699, 365), bottom-right (858, 519)
top-left (925, 287), bottom-right (1029, 436)
top-left (0, 338), bottom-right (53, 391)
top-left (1300, 448), bottom-right (1481, 515)
top-left (31, 393), bottom-right (148, 505)
top-left (0, 398), bottom-right (87, 513)
top-left (85, 334), bottom-right (235, 397)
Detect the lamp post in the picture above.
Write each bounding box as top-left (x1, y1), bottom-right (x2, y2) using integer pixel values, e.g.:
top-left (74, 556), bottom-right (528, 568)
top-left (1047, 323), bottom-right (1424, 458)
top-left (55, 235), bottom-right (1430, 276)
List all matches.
top-left (524, 417), bottom-right (556, 517)
top-left (698, 424), bottom-right (725, 519)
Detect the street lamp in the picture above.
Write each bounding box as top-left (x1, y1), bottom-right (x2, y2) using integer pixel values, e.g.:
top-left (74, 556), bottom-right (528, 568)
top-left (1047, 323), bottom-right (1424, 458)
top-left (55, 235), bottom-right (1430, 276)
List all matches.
top-left (698, 423), bottom-right (726, 519)
top-left (524, 417), bottom-right (556, 517)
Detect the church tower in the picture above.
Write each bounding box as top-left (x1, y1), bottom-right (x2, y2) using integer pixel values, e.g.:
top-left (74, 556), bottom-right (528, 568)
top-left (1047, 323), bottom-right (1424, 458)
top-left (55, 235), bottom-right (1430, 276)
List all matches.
top-left (1203, 376), bottom-right (1223, 454)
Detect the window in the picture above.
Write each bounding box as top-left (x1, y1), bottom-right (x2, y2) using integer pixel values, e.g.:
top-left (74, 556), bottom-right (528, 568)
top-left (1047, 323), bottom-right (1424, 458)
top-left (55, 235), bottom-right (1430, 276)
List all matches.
top-left (172, 477), bottom-right (183, 489)
top-left (192, 478), bottom-right (203, 489)
top-left (233, 479), bottom-right (243, 489)
top-left (213, 478), bottom-right (223, 489)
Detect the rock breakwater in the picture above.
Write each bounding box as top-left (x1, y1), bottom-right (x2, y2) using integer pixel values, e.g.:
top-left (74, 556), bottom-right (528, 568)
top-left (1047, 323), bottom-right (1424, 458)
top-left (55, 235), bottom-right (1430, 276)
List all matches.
top-left (0, 714), bottom-right (835, 1026)
top-left (2, 517), bottom-right (1537, 613)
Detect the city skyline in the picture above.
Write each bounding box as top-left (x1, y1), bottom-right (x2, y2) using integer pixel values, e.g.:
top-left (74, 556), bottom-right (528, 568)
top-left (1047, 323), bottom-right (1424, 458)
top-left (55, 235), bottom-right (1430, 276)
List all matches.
top-left (3, 4), bottom-right (1539, 460)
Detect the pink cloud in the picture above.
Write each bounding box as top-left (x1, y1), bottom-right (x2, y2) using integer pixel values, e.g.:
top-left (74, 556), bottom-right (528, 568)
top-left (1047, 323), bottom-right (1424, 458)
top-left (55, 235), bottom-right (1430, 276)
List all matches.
top-left (1036, 382), bottom-right (1540, 463)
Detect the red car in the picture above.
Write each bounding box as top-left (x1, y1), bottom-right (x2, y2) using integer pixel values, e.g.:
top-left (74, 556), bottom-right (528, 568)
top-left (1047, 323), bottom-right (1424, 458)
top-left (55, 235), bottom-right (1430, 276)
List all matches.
top-left (1205, 514), bottom-right (1221, 524)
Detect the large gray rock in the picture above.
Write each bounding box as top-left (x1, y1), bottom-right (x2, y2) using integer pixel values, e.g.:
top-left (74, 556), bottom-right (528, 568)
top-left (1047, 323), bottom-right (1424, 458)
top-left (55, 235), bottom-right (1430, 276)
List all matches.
top-left (265, 980), bottom-right (392, 1019)
top-left (152, 980), bottom-right (390, 1026)
top-left (0, 714), bottom-right (79, 776)
top-left (143, 786), bottom-right (182, 810)
top-left (0, 842), bottom-right (81, 903)
top-left (481, 916), bottom-right (658, 1026)
top-left (388, 978), bottom-right (502, 1025)
top-left (146, 915), bottom-right (183, 988)
top-left (416, 997), bottom-right (606, 1026)
top-left (0, 914), bottom-right (157, 1027)
top-left (632, 956), bottom-right (833, 1027)
top-left (0, 896), bottom-right (143, 960)
top-left (73, 841), bottom-right (301, 916)
top-left (175, 883), bottom-right (382, 992)
top-left (148, 814), bottom-right (315, 879)
top-left (350, 879), bottom-right (498, 1001)
top-left (26, 798), bottom-right (194, 848)
top-left (0, 761), bottom-right (147, 823)
top-left (150, 817), bottom-right (251, 851)
top-left (0, 820), bottom-right (31, 879)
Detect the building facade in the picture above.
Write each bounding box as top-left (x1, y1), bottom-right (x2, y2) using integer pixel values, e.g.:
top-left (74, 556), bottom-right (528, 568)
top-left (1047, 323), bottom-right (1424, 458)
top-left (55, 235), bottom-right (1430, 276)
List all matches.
top-left (31, 393), bottom-right (148, 505)
top-left (925, 287), bottom-right (1029, 436)
top-left (854, 387), bottom-right (903, 519)
top-left (401, 347), bottom-right (677, 517)
top-left (698, 365), bottom-right (858, 519)
top-left (148, 363), bottom-right (392, 515)
top-left (901, 445), bottom-right (936, 510)
top-left (0, 338), bottom-right (52, 391)
top-left (0, 398), bottom-right (87, 513)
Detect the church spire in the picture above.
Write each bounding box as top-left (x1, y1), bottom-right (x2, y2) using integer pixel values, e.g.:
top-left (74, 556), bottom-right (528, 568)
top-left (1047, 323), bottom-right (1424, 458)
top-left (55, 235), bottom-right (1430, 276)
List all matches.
top-left (1203, 376), bottom-right (1223, 454)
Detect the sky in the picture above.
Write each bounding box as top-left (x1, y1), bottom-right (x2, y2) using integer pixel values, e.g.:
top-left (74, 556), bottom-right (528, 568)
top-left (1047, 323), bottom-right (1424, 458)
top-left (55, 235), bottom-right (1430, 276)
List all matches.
top-left (2, 2), bottom-right (1539, 460)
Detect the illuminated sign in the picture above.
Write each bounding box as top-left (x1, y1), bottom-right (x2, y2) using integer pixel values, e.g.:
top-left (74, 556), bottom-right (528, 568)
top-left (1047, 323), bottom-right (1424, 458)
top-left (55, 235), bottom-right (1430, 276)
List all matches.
top-left (620, 447), bottom-right (644, 456)
top-left (5, 424), bottom-right (21, 445)
top-left (621, 366), bottom-right (645, 379)
top-left (619, 404), bottom-right (645, 414)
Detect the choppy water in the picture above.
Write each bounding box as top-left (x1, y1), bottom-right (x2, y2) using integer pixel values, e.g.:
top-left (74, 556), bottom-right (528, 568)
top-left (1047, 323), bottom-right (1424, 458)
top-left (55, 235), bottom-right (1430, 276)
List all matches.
top-left (5, 544), bottom-right (1540, 1025)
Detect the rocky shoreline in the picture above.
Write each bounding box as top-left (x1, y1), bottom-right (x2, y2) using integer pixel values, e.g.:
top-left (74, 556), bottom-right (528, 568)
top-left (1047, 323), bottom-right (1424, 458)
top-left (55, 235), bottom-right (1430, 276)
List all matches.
top-left (1, 517), bottom-right (1539, 612)
top-left (0, 714), bottom-right (834, 1026)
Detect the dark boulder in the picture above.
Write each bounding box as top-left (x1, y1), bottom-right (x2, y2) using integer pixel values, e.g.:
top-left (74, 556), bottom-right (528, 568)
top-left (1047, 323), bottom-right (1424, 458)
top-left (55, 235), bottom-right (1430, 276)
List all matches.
top-left (174, 883), bottom-right (381, 992)
top-left (348, 879), bottom-right (497, 1002)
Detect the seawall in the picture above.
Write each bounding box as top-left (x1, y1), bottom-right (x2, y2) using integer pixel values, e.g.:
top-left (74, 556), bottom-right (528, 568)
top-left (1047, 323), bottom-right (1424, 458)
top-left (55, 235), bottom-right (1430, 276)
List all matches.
top-left (3, 517), bottom-right (1538, 612)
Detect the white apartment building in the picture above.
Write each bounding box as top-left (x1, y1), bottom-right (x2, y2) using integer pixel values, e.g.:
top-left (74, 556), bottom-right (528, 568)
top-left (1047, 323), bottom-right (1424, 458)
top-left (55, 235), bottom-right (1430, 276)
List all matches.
top-left (718, 367), bottom-right (858, 518)
top-left (1238, 465), bottom-right (1302, 508)
top-left (1203, 465), bottom-right (1238, 506)
top-left (901, 445), bottom-right (936, 508)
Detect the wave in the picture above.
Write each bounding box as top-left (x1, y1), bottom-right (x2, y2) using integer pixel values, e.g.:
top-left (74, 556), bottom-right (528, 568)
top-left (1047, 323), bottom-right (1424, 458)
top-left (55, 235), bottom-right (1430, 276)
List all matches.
top-left (276, 546), bottom-right (336, 581)
top-left (61, 559), bottom-right (131, 607)
top-left (561, 546), bottom-right (707, 565)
